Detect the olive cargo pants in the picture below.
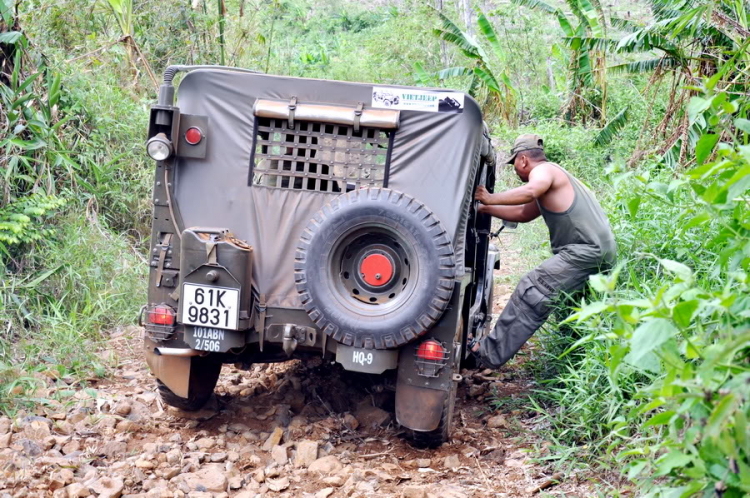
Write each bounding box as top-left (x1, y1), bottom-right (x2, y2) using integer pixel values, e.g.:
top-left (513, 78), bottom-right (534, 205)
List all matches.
top-left (478, 244), bottom-right (612, 368)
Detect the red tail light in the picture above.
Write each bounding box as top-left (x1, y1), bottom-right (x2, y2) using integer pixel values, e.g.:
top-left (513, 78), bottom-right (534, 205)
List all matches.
top-left (149, 305), bottom-right (175, 326)
top-left (417, 340), bottom-right (445, 361)
top-left (185, 127), bottom-right (203, 145)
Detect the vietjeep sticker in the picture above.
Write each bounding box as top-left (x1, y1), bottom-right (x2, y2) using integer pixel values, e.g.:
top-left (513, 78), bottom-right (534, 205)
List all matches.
top-left (371, 87), bottom-right (464, 113)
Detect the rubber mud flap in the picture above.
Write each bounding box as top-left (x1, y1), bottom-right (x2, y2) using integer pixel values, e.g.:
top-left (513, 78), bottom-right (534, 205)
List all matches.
top-left (295, 188), bottom-right (457, 350)
top-left (395, 382), bottom-right (446, 432)
top-left (144, 338), bottom-right (191, 398)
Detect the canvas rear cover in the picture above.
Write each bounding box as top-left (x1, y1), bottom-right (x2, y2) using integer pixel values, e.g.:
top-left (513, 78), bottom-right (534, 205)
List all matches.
top-left (173, 69), bottom-right (485, 308)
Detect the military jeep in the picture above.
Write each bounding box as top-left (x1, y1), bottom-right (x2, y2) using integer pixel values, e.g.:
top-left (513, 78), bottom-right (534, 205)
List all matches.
top-left (141, 65), bottom-right (498, 447)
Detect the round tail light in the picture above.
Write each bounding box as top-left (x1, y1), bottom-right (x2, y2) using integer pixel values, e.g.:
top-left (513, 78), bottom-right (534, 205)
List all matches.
top-left (185, 127), bottom-right (203, 145)
top-left (417, 340), bottom-right (446, 361)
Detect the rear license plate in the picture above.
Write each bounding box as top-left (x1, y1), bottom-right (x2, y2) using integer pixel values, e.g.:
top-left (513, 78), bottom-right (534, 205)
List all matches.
top-left (182, 284), bottom-right (240, 330)
top-left (185, 327), bottom-right (245, 352)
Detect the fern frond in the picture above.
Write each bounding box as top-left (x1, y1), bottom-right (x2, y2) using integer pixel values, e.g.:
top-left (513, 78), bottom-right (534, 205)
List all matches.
top-left (595, 106), bottom-right (629, 146)
top-left (434, 11), bottom-right (481, 58)
top-left (412, 62), bottom-right (435, 86)
top-left (509, 0), bottom-right (556, 14)
top-left (473, 67), bottom-right (501, 93)
top-left (610, 17), bottom-right (642, 32)
top-left (563, 36), bottom-right (618, 51)
top-left (436, 66), bottom-right (474, 80)
top-left (433, 29), bottom-right (480, 59)
top-left (608, 56), bottom-right (681, 74)
top-left (477, 12), bottom-right (504, 62)
top-left (467, 73), bottom-right (481, 98)
top-left (577, 0), bottom-right (603, 37)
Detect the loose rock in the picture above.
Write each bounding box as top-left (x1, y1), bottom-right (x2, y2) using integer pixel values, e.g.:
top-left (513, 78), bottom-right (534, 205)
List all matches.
top-left (89, 477), bottom-right (124, 498)
top-left (402, 486), bottom-right (428, 498)
top-left (354, 405), bottom-right (390, 428)
top-left (444, 454), bottom-right (461, 469)
top-left (487, 414), bottom-right (509, 429)
top-left (179, 464), bottom-right (228, 492)
top-left (195, 437), bottom-right (215, 450)
top-left (309, 455), bottom-right (344, 474)
top-left (262, 426), bottom-right (284, 451)
top-left (315, 487), bottom-right (335, 498)
top-left (294, 440), bottom-right (318, 468)
top-left (468, 384), bottom-right (487, 398)
top-left (266, 476), bottom-right (290, 492)
top-left (113, 401), bottom-right (131, 416)
top-left (101, 441), bottom-right (128, 458)
top-left (271, 445), bottom-right (287, 465)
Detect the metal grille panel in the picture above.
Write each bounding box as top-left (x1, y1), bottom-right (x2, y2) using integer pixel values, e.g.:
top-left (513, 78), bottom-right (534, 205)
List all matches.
top-left (250, 117), bottom-right (392, 193)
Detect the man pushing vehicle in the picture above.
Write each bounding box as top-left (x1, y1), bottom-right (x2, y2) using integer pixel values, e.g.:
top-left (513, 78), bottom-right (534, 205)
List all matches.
top-left (470, 134), bottom-right (616, 368)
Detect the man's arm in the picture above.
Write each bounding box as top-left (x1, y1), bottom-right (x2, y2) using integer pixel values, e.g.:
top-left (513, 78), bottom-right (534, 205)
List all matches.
top-left (479, 201), bottom-right (541, 222)
top-left (475, 166), bottom-right (554, 206)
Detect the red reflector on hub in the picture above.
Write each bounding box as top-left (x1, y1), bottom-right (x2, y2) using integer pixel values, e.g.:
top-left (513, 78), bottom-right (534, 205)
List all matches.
top-left (185, 127), bottom-right (203, 145)
top-left (417, 340), bottom-right (445, 361)
top-left (149, 306), bottom-right (175, 326)
top-left (360, 253), bottom-right (393, 287)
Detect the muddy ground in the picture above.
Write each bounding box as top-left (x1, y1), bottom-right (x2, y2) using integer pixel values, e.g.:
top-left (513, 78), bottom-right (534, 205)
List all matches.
top-left (0, 238), bottom-right (609, 497)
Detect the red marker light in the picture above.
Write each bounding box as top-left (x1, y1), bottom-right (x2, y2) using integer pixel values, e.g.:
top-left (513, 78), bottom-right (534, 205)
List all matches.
top-left (149, 305), bottom-right (175, 326)
top-left (185, 127), bottom-right (203, 145)
top-left (417, 340), bottom-right (445, 361)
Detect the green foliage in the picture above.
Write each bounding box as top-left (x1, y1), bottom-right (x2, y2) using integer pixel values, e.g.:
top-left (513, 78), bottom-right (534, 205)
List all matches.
top-left (595, 105), bottom-right (629, 146)
top-left (512, 0), bottom-right (609, 124)
top-left (561, 77), bottom-right (749, 495)
top-left (0, 194), bottom-right (65, 248)
top-left (99, 0), bottom-right (133, 38)
top-left (427, 9), bottom-right (518, 124)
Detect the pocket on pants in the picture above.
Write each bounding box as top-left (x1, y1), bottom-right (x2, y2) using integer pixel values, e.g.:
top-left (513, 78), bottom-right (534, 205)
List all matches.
top-left (517, 276), bottom-right (547, 308)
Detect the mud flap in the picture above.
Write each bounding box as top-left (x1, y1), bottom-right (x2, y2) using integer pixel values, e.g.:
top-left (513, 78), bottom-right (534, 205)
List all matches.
top-left (395, 381), bottom-right (447, 432)
top-left (144, 338), bottom-right (191, 398)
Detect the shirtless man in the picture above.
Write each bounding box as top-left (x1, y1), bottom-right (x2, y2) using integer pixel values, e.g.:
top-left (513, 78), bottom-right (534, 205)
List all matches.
top-left (470, 134), bottom-right (616, 368)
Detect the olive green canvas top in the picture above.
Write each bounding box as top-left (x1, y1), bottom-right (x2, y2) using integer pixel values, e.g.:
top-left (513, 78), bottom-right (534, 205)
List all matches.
top-left (172, 69), bottom-right (488, 308)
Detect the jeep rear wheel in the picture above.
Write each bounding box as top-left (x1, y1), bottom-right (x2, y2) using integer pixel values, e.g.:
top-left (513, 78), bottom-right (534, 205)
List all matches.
top-left (295, 188), bottom-right (456, 350)
top-left (156, 355), bottom-right (222, 411)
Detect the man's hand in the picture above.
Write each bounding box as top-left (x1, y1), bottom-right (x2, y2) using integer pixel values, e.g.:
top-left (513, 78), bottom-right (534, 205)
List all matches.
top-left (475, 185), bottom-right (492, 205)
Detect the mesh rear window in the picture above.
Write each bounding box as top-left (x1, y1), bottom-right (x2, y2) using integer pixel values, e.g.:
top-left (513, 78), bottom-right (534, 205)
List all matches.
top-left (250, 117), bottom-right (393, 193)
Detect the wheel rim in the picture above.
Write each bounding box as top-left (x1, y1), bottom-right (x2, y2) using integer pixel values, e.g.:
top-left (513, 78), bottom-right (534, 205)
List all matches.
top-left (328, 224), bottom-right (419, 316)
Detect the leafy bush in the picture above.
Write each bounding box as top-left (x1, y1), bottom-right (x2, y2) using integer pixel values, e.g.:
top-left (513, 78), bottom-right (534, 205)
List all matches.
top-left (554, 75), bottom-right (749, 496)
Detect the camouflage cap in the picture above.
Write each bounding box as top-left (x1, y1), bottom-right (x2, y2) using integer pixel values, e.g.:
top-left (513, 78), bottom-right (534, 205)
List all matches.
top-left (506, 134), bottom-right (544, 164)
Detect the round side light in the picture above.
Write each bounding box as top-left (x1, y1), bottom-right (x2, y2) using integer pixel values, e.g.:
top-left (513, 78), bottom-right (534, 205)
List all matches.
top-left (146, 133), bottom-right (173, 161)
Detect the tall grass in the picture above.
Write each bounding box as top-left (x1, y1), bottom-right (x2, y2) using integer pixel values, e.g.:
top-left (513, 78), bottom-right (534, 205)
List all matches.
top-left (1, 216), bottom-right (146, 413)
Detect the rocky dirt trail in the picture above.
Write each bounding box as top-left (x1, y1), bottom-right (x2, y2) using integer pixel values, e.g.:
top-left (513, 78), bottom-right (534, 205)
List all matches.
top-left (0, 238), bottom-right (597, 498)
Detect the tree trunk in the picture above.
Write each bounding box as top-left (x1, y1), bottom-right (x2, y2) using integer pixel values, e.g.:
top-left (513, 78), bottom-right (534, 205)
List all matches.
top-left (546, 57), bottom-right (555, 89)
top-left (435, 0), bottom-right (447, 66)
top-left (462, 0), bottom-right (473, 37)
top-left (217, 0), bottom-right (226, 65)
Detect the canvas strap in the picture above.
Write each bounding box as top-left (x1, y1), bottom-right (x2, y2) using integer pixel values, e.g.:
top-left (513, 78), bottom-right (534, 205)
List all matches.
top-left (353, 102), bottom-right (364, 132)
top-left (257, 293), bottom-right (267, 352)
top-left (155, 233), bottom-right (173, 288)
top-left (288, 96), bottom-right (297, 129)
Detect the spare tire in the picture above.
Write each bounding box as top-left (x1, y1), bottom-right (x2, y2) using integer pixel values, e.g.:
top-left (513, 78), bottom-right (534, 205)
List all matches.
top-left (295, 188), bottom-right (456, 349)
